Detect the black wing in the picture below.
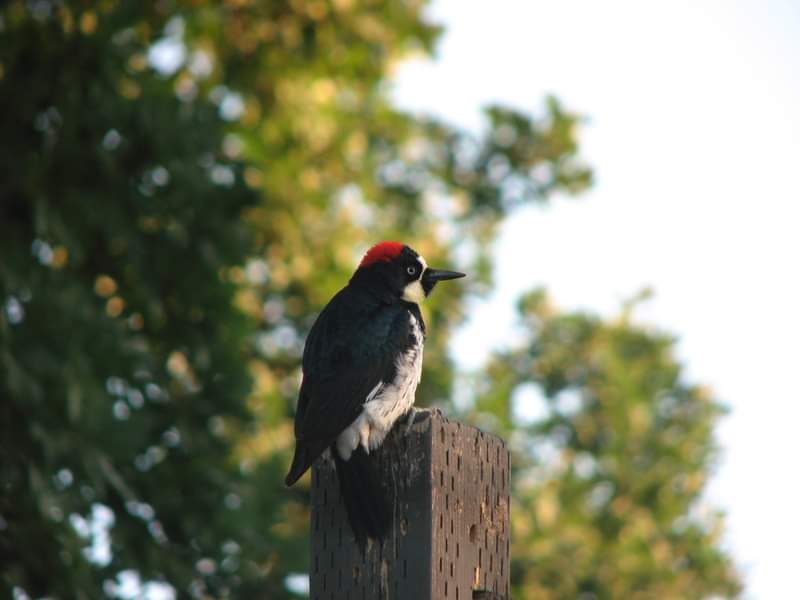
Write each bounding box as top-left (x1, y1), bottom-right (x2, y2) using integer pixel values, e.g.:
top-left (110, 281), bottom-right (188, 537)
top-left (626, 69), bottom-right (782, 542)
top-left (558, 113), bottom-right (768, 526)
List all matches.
top-left (285, 286), bottom-right (418, 485)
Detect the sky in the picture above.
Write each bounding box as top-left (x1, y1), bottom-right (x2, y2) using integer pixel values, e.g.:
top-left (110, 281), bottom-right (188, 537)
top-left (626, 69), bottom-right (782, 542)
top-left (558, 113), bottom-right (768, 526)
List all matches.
top-left (393, 1), bottom-right (800, 598)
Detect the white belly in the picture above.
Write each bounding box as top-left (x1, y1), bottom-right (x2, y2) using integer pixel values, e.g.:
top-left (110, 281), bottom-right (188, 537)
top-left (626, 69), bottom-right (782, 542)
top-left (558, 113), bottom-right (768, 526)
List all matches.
top-left (336, 315), bottom-right (424, 460)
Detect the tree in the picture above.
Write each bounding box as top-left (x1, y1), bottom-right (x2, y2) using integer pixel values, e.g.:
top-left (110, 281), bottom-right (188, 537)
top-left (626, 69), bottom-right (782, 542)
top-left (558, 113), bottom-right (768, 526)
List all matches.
top-left (472, 290), bottom-right (741, 598)
top-left (0, 0), bottom-right (738, 598)
top-left (0, 2), bottom-right (265, 597)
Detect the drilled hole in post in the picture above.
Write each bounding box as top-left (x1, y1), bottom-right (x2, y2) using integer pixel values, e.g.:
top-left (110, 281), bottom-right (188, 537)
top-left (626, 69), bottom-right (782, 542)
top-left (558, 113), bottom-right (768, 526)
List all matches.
top-left (469, 525), bottom-right (477, 543)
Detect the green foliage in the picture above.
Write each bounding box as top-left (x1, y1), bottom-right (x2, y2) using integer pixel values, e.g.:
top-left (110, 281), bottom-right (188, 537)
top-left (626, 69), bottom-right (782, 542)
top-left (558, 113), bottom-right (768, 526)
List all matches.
top-left (0, 0), bottom-right (736, 598)
top-left (0, 3), bottom-right (270, 597)
top-left (471, 291), bottom-right (741, 599)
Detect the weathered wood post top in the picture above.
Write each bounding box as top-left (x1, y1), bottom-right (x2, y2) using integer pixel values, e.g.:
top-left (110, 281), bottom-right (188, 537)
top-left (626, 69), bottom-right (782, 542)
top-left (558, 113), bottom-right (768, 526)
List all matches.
top-left (311, 411), bottom-right (510, 600)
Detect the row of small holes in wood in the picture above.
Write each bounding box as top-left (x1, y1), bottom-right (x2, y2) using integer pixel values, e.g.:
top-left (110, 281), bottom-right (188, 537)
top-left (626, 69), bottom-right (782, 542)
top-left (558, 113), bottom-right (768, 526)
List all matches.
top-left (432, 422), bottom-right (510, 599)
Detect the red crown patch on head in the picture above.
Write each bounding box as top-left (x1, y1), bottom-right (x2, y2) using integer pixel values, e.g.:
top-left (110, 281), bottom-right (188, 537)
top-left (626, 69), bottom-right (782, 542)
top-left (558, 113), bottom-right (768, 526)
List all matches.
top-left (359, 241), bottom-right (405, 268)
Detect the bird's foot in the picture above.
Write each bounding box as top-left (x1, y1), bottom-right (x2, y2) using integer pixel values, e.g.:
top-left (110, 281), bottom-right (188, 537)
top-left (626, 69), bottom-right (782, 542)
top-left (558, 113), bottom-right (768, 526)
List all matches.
top-left (403, 407), bottom-right (443, 435)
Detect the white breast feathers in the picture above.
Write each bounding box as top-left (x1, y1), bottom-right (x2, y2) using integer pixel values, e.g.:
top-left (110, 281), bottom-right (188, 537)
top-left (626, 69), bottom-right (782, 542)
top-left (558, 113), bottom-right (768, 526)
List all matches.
top-left (335, 314), bottom-right (424, 460)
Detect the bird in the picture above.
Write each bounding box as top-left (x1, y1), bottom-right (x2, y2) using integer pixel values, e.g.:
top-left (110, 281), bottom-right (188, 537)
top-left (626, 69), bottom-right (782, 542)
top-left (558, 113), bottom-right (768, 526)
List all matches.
top-left (284, 241), bottom-right (465, 548)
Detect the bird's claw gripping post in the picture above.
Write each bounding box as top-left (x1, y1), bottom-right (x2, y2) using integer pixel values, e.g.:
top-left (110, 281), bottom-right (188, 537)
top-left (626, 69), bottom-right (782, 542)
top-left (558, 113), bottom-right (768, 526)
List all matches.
top-left (404, 406), bottom-right (442, 435)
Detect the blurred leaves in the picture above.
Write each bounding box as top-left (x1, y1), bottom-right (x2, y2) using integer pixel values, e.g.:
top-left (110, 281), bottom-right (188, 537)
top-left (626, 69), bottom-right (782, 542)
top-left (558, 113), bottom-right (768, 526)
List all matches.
top-left (0, 0), bottom-right (736, 598)
top-left (469, 290), bottom-right (741, 599)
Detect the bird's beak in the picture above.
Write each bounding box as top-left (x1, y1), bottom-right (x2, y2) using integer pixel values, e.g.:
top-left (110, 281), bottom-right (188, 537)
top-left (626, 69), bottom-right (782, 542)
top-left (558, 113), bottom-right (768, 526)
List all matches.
top-left (422, 268), bottom-right (466, 284)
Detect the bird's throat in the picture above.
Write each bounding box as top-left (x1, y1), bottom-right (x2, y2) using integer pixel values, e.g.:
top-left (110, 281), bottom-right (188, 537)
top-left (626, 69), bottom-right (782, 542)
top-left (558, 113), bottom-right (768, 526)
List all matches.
top-left (401, 280), bottom-right (425, 304)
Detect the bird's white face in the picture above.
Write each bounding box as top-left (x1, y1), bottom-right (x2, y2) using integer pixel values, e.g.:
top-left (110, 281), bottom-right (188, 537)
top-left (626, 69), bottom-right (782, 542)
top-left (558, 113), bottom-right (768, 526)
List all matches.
top-left (401, 255), bottom-right (427, 304)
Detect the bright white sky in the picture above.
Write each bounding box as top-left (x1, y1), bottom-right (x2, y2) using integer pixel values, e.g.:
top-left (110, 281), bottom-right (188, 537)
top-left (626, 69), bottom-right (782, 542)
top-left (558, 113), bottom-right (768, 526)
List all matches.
top-left (393, 1), bottom-right (800, 598)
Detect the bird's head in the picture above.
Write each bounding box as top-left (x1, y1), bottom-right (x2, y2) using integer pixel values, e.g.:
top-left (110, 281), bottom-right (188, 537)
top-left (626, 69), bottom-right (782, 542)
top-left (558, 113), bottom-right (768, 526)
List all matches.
top-left (350, 241), bottom-right (465, 304)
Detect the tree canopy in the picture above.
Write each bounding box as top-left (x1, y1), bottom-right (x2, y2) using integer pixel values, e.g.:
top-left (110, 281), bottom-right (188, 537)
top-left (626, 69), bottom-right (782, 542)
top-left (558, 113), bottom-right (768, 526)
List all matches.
top-left (471, 291), bottom-right (740, 598)
top-left (0, 1), bottom-right (739, 598)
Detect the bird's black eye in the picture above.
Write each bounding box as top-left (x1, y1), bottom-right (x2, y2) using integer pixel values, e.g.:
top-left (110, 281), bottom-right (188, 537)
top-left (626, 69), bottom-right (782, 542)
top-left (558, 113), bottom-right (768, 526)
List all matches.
top-left (406, 266), bottom-right (417, 276)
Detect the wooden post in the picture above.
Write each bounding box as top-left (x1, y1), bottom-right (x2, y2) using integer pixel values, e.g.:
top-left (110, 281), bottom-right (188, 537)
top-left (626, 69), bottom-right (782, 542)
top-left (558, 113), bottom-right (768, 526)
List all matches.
top-left (310, 411), bottom-right (510, 600)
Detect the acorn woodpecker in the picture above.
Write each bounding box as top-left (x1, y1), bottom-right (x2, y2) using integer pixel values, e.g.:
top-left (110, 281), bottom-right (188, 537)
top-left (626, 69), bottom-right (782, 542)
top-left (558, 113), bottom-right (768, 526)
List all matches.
top-left (285, 241), bottom-right (465, 547)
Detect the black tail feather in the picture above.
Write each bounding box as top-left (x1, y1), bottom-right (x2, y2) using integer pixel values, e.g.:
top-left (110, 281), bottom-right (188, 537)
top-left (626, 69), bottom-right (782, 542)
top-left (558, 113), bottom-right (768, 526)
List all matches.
top-left (285, 444), bottom-right (310, 487)
top-left (285, 440), bottom-right (327, 486)
top-left (333, 446), bottom-right (391, 550)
